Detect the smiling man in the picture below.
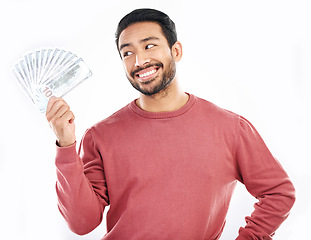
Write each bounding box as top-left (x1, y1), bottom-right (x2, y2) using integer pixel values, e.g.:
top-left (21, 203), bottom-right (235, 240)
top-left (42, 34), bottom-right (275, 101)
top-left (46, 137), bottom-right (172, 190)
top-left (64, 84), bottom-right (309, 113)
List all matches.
top-left (118, 20), bottom-right (188, 112)
top-left (46, 8), bottom-right (295, 240)
top-left (119, 24), bottom-right (178, 95)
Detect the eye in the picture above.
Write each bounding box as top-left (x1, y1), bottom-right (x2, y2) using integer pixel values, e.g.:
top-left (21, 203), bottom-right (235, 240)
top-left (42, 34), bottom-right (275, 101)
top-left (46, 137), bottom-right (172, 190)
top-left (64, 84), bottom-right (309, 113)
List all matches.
top-left (146, 44), bottom-right (155, 50)
top-left (123, 51), bottom-right (133, 58)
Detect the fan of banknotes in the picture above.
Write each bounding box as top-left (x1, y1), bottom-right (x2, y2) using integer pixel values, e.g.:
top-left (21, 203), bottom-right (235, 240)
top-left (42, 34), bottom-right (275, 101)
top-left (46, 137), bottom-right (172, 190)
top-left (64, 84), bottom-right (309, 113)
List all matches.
top-left (13, 48), bottom-right (92, 113)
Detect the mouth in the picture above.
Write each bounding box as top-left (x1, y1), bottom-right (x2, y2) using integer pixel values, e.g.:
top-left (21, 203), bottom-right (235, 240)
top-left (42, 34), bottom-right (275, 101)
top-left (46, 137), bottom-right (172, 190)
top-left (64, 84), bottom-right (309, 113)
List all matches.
top-left (136, 67), bottom-right (158, 83)
top-left (131, 64), bottom-right (162, 83)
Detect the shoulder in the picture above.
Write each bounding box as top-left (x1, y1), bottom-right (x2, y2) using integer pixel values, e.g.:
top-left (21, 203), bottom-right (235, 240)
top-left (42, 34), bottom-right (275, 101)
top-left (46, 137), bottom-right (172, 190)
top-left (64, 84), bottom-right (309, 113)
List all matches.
top-left (195, 96), bottom-right (261, 138)
top-left (89, 102), bottom-right (134, 133)
top-left (194, 95), bottom-right (241, 124)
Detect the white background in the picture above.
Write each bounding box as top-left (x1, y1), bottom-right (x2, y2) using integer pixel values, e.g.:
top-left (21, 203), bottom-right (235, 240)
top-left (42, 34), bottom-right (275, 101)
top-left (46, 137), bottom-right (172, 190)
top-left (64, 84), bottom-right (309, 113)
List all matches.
top-left (0, 0), bottom-right (310, 239)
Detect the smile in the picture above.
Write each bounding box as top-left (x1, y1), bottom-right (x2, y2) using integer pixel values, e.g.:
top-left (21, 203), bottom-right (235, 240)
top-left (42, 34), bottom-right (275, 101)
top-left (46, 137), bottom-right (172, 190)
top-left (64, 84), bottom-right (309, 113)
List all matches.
top-left (138, 69), bottom-right (157, 78)
top-left (135, 66), bottom-right (160, 83)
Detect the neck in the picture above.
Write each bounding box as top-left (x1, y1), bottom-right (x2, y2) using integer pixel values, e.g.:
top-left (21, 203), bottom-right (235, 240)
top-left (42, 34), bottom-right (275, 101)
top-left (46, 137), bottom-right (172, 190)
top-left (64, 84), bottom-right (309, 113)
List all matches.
top-left (136, 79), bottom-right (189, 112)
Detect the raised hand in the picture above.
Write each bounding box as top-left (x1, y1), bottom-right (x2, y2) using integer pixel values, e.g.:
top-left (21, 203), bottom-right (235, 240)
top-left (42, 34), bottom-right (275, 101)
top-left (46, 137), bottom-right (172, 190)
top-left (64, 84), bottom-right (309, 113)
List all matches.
top-left (46, 97), bottom-right (76, 147)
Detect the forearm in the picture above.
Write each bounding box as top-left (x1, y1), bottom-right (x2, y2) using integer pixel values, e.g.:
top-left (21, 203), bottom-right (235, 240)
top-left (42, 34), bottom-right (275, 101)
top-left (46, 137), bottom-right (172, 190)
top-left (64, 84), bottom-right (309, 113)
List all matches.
top-left (236, 177), bottom-right (295, 239)
top-left (55, 143), bottom-right (104, 235)
top-left (237, 169), bottom-right (295, 240)
top-left (235, 116), bottom-right (296, 239)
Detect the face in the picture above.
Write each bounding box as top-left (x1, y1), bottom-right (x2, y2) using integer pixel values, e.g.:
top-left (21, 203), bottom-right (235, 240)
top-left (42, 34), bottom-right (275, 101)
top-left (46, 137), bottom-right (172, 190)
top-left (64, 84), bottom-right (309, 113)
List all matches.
top-left (118, 22), bottom-right (182, 96)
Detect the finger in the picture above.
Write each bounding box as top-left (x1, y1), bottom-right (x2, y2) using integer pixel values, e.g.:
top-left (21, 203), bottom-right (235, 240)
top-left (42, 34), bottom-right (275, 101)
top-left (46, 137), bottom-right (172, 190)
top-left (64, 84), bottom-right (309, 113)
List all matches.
top-left (46, 97), bottom-right (68, 115)
top-left (62, 110), bottom-right (75, 124)
top-left (46, 97), bottom-right (58, 115)
top-left (49, 105), bottom-right (72, 127)
top-left (46, 98), bottom-right (68, 122)
top-left (53, 104), bottom-right (71, 120)
top-left (52, 109), bottom-right (75, 128)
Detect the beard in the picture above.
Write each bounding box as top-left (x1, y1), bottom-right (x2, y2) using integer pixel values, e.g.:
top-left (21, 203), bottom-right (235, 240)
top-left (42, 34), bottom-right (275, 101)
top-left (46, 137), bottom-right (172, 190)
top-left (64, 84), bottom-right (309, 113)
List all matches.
top-left (126, 58), bottom-right (176, 96)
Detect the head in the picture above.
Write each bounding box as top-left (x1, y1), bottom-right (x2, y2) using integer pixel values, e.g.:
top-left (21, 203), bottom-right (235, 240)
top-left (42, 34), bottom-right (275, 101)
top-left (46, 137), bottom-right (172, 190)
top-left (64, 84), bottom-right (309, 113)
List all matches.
top-left (115, 9), bottom-right (182, 96)
top-left (115, 8), bottom-right (178, 52)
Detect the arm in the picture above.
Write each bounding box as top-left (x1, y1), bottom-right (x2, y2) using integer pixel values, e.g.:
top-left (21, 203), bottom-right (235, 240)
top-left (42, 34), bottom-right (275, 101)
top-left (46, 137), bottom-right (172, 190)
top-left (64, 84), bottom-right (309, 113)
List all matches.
top-left (46, 98), bottom-right (109, 235)
top-left (234, 117), bottom-right (295, 239)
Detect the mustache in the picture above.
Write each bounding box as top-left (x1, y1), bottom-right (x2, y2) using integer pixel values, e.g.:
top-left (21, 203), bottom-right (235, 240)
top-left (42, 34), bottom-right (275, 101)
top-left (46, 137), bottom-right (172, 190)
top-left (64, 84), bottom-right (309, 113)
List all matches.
top-left (130, 63), bottom-right (163, 78)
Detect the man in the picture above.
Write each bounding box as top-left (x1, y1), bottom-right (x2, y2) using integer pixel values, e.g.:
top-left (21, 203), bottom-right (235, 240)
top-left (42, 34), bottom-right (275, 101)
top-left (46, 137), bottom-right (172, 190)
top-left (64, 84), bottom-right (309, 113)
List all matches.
top-left (46, 8), bottom-right (295, 240)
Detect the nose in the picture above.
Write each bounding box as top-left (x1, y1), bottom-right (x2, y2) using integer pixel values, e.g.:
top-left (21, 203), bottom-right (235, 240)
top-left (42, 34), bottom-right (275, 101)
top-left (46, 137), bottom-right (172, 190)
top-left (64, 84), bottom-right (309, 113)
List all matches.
top-left (135, 51), bottom-right (150, 68)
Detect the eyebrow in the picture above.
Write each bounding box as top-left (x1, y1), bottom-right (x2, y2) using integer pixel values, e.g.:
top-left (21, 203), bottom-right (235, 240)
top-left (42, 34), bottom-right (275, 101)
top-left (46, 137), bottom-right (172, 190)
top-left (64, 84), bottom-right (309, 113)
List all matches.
top-left (119, 37), bottom-right (160, 52)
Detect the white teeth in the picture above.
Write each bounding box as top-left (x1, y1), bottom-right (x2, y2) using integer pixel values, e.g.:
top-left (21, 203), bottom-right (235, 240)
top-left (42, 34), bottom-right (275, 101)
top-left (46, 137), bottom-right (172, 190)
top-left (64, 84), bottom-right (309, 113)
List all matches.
top-left (139, 69), bottom-right (156, 78)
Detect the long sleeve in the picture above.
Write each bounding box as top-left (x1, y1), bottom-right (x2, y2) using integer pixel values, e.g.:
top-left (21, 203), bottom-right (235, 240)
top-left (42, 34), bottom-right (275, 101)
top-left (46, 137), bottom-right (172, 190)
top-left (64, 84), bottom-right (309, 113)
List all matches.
top-left (55, 128), bottom-right (109, 235)
top-left (235, 117), bottom-right (295, 239)
top-left (53, 95), bottom-right (296, 239)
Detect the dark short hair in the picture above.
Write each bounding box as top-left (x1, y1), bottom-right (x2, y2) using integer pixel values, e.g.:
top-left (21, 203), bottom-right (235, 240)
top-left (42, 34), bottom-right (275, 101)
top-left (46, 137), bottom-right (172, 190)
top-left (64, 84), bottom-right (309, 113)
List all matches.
top-left (115, 8), bottom-right (178, 50)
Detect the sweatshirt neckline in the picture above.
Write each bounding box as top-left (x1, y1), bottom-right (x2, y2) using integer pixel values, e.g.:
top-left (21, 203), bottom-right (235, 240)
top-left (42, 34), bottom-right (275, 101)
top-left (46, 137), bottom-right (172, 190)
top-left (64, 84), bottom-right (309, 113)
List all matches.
top-left (129, 93), bottom-right (197, 119)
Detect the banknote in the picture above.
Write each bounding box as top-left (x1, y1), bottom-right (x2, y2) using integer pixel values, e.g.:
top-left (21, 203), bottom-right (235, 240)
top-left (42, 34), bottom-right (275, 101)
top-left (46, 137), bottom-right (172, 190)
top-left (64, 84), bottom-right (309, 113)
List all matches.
top-left (13, 48), bottom-right (92, 113)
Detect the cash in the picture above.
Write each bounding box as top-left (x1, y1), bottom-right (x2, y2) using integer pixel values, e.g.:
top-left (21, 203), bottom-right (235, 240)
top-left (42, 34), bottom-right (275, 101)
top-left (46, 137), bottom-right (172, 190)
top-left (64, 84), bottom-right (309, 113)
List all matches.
top-left (13, 48), bottom-right (92, 113)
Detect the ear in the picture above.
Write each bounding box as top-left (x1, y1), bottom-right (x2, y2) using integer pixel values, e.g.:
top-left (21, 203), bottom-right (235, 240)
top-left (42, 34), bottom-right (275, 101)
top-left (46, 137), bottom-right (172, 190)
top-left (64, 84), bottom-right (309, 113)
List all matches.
top-left (171, 41), bottom-right (183, 62)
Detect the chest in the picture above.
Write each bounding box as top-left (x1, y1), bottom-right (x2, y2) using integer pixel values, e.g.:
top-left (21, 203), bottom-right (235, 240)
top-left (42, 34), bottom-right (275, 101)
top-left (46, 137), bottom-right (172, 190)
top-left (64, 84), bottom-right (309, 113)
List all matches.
top-left (100, 119), bottom-right (237, 199)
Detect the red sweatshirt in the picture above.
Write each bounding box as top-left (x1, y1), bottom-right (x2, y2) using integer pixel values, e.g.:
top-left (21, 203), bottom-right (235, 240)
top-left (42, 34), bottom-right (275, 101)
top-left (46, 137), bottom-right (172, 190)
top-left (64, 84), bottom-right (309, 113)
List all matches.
top-left (55, 94), bottom-right (295, 239)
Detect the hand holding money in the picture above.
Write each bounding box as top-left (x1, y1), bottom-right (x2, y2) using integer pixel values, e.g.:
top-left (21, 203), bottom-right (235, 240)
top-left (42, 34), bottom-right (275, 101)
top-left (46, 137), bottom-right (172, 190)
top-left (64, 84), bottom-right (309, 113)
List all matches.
top-left (13, 48), bottom-right (92, 113)
top-left (46, 97), bottom-right (76, 147)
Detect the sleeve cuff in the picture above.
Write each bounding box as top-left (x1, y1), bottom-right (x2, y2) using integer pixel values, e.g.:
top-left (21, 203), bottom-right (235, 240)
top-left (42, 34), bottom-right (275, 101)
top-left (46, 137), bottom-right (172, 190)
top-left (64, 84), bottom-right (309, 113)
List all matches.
top-left (55, 141), bottom-right (79, 164)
